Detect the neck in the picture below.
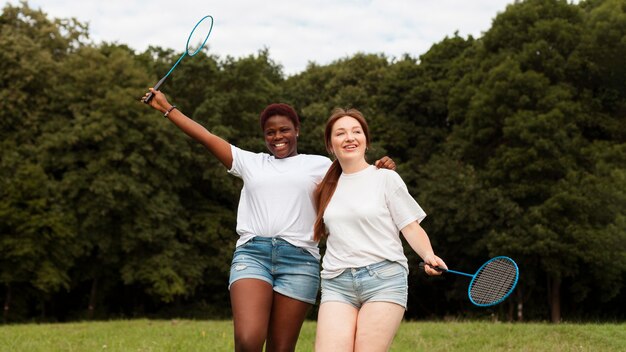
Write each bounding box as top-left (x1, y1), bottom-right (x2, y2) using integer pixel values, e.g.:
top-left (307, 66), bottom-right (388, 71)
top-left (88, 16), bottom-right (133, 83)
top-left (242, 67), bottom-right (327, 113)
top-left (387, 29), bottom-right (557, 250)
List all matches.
top-left (338, 158), bottom-right (369, 174)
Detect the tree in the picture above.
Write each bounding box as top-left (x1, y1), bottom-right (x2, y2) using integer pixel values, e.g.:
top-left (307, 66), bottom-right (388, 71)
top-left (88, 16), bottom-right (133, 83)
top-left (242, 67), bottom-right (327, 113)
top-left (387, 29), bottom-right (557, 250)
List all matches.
top-left (444, 0), bottom-right (626, 322)
top-left (0, 1), bottom-right (88, 320)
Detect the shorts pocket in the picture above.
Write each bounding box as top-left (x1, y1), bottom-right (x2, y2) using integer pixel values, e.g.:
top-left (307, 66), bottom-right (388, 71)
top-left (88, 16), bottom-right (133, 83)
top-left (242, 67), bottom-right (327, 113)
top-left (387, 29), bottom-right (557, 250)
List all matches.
top-left (372, 262), bottom-right (406, 279)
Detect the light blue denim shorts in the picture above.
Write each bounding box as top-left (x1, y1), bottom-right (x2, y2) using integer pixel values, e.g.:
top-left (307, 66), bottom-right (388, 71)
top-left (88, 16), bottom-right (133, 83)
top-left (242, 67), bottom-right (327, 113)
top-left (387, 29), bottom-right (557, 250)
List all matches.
top-left (229, 236), bottom-right (320, 304)
top-left (320, 260), bottom-right (408, 309)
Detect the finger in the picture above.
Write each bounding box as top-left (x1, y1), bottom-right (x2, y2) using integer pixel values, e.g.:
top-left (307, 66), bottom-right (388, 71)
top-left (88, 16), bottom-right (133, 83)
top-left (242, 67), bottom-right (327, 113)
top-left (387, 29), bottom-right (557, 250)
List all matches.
top-left (428, 262), bottom-right (443, 271)
top-left (425, 267), bottom-right (442, 276)
top-left (435, 257), bottom-right (448, 270)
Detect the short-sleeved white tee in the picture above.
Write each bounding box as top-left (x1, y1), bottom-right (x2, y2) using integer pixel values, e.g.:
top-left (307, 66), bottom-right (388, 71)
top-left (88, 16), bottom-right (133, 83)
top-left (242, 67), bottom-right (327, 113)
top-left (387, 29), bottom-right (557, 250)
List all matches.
top-left (228, 145), bottom-right (332, 259)
top-left (321, 165), bottom-right (426, 278)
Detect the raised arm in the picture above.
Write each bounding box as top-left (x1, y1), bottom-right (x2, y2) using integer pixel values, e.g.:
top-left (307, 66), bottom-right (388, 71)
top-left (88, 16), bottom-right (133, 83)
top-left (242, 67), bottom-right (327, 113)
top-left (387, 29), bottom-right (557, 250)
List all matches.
top-left (143, 88), bottom-right (233, 169)
top-left (400, 221), bottom-right (447, 276)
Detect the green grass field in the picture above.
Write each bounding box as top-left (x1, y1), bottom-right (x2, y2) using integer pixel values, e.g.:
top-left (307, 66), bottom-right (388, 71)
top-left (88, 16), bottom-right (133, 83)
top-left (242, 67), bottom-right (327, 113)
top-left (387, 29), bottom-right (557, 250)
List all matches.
top-left (0, 319), bottom-right (624, 351)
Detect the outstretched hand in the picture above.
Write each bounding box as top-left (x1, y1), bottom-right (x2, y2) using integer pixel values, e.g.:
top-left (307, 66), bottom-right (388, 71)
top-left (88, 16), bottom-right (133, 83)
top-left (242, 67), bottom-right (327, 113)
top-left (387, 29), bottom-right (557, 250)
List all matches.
top-left (141, 88), bottom-right (172, 114)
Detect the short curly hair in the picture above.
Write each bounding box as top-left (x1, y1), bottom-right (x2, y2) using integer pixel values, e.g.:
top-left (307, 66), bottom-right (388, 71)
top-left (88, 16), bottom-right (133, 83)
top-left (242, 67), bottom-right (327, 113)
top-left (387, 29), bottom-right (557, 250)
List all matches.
top-left (259, 103), bottom-right (300, 130)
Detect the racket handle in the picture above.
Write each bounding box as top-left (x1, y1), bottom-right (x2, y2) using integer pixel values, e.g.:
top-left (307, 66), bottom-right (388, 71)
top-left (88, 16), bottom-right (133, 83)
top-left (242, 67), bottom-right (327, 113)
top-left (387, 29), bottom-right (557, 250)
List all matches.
top-left (419, 262), bottom-right (446, 273)
top-left (142, 74), bottom-right (169, 104)
top-left (142, 91), bottom-right (155, 104)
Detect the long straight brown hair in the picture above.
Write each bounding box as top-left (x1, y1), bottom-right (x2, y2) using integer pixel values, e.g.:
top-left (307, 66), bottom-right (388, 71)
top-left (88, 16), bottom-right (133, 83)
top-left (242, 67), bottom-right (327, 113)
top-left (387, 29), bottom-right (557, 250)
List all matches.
top-left (313, 108), bottom-right (370, 241)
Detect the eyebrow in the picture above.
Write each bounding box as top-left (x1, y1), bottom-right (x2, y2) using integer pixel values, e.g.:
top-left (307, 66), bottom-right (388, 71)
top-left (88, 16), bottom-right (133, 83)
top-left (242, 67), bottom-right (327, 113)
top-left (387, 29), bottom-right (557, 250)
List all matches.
top-left (265, 125), bottom-right (293, 131)
top-left (334, 125), bottom-right (361, 131)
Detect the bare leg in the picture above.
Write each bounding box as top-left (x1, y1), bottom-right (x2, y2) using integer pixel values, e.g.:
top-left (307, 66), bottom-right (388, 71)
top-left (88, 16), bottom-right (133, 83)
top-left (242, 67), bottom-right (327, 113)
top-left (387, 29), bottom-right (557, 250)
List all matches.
top-left (315, 302), bottom-right (359, 352)
top-left (266, 292), bottom-right (311, 352)
top-left (230, 279), bottom-right (274, 352)
top-left (354, 302), bottom-right (404, 352)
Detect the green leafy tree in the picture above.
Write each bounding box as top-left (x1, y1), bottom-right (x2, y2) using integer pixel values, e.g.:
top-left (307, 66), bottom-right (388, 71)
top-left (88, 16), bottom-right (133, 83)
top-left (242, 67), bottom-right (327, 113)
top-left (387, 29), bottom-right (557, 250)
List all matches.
top-left (444, 0), bottom-right (626, 322)
top-left (0, 2), bottom-right (88, 321)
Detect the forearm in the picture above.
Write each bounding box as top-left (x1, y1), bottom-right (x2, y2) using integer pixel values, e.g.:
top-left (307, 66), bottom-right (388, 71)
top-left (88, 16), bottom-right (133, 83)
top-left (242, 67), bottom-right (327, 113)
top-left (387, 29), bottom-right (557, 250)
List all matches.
top-left (166, 108), bottom-right (209, 141)
top-left (165, 108), bottom-right (233, 168)
top-left (400, 221), bottom-right (435, 260)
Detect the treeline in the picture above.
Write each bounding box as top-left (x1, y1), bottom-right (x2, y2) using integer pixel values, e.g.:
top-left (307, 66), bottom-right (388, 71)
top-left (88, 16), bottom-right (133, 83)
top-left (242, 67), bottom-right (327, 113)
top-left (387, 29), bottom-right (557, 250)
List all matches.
top-left (1, 0), bottom-right (624, 323)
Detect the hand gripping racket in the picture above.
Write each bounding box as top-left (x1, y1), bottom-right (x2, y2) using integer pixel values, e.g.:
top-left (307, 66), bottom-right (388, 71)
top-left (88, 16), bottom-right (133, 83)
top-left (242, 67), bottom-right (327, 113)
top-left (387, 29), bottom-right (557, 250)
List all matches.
top-left (142, 15), bottom-right (214, 104)
top-left (420, 256), bottom-right (519, 307)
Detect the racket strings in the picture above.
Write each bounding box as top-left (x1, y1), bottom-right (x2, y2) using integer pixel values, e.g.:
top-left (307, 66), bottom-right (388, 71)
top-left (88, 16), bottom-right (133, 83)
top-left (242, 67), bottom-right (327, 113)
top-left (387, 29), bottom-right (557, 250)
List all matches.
top-left (469, 258), bottom-right (517, 305)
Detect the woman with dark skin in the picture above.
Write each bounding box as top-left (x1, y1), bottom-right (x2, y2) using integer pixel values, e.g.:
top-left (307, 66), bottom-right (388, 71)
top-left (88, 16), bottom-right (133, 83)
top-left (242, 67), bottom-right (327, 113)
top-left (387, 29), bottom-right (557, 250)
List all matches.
top-left (142, 89), bottom-right (395, 351)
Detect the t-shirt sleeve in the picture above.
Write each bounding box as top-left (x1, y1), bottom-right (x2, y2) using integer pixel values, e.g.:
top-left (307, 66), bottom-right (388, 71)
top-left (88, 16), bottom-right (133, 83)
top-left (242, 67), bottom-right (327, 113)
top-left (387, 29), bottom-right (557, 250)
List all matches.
top-left (228, 145), bottom-right (257, 179)
top-left (314, 157), bottom-right (333, 184)
top-left (384, 171), bottom-right (427, 230)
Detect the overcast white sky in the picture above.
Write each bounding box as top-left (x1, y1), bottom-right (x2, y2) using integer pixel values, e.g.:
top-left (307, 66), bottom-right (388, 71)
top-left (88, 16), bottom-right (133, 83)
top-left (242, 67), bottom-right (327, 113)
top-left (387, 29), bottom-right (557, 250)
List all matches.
top-left (6, 0), bottom-right (515, 76)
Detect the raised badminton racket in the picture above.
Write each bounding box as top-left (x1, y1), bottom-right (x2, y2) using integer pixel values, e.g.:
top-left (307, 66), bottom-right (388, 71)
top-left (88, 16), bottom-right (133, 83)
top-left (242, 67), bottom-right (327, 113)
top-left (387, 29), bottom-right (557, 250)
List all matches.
top-left (420, 256), bottom-right (519, 307)
top-left (142, 15), bottom-right (214, 104)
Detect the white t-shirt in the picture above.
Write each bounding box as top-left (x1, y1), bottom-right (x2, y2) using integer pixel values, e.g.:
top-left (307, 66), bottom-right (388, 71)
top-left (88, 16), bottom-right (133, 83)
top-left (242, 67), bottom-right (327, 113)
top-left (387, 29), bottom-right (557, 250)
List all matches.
top-left (228, 145), bottom-right (332, 259)
top-left (321, 165), bottom-right (426, 278)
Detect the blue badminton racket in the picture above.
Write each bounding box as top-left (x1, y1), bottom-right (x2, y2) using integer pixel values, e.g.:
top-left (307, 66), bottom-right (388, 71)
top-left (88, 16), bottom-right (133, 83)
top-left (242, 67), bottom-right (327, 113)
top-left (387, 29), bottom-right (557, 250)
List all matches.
top-left (142, 15), bottom-right (214, 104)
top-left (420, 256), bottom-right (519, 307)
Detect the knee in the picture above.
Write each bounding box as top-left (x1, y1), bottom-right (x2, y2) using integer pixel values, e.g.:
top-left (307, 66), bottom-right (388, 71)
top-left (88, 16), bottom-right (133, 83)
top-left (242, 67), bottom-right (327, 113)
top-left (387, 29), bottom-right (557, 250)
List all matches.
top-left (234, 332), bottom-right (265, 352)
top-left (266, 335), bottom-right (299, 352)
top-left (265, 341), bottom-right (296, 352)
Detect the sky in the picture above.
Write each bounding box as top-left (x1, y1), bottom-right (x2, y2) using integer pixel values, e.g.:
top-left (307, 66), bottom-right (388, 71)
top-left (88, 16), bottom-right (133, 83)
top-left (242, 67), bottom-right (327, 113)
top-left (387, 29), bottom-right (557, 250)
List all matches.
top-left (6, 0), bottom-right (515, 76)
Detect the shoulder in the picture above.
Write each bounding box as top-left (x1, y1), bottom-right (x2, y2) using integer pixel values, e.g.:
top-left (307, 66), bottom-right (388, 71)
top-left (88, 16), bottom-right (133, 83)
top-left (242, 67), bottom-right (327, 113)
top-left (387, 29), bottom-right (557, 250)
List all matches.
top-left (299, 154), bottom-right (333, 167)
top-left (375, 168), bottom-right (407, 187)
top-left (300, 153), bottom-right (332, 162)
top-left (375, 167), bottom-right (401, 179)
top-left (232, 144), bottom-right (271, 159)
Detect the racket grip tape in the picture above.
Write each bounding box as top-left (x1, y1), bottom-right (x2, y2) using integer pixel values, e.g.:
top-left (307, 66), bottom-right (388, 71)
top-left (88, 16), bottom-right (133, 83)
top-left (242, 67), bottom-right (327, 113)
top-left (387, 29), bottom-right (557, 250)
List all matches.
top-left (142, 92), bottom-right (155, 104)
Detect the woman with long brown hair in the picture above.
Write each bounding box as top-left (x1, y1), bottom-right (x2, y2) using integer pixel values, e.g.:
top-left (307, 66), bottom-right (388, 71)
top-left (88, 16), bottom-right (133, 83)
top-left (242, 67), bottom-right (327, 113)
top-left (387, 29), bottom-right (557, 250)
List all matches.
top-left (313, 108), bottom-right (447, 351)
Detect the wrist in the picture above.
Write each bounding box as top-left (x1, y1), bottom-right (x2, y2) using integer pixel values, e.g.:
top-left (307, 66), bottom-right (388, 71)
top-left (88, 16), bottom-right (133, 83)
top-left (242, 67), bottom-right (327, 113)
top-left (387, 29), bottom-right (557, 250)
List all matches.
top-left (164, 105), bottom-right (178, 118)
top-left (421, 252), bottom-right (436, 262)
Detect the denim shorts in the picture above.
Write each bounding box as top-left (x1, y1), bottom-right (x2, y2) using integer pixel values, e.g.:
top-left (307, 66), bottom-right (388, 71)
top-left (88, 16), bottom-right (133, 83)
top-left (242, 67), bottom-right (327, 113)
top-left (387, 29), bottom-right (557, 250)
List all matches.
top-left (229, 236), bottom-right (321, 304)
top-left (320, 260), bottom-right (408, 309)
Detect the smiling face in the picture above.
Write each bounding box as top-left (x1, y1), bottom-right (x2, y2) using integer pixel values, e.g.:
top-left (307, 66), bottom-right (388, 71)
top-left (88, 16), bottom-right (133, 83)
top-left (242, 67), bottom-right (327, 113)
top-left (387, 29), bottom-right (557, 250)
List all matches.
top-left (263, 115), bottom-right (299, 159)
top-left (330, 115), bottom-right (368, 164)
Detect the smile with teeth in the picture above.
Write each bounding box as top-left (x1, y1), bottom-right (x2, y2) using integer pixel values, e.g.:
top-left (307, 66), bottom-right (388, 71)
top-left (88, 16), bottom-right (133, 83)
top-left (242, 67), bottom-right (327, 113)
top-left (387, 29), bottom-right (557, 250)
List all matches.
top-left (343, 144), bottom-right (358, 150)
top-left (274, 142), bottom-right (287, 148)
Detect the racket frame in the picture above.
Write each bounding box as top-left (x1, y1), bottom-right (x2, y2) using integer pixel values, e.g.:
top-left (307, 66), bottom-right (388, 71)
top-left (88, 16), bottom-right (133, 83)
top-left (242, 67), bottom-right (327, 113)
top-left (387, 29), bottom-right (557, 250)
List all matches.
top-left (421, 256), bottom-right (519, 307)
top-left (467, 256), bottom-right (519, 307)
top-left (142, 15), bottom-right (214, 104)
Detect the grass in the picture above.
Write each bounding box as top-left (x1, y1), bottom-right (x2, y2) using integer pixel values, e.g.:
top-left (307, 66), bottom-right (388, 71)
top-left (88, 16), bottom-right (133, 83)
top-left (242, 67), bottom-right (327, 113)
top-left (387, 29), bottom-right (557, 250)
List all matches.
top-left (0, 319), bottom-right (624, 351)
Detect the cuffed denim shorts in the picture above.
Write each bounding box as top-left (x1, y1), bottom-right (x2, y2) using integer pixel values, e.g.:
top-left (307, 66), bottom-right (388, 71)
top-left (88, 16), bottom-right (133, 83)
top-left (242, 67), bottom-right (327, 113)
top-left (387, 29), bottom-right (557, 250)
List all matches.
top-left (229, 236), bottom-right (320, 304)
top-left (320, 260), bottom-right (408, 309)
